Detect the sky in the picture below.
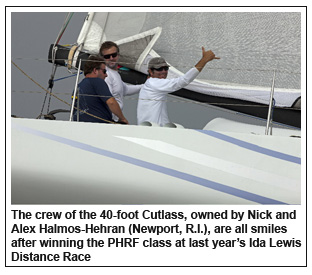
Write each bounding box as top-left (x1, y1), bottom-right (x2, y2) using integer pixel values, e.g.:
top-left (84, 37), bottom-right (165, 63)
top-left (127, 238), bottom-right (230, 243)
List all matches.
top-left (10, 12), bottom-right (88, 120)
top-left (8, 7), bottom-right (305, 129)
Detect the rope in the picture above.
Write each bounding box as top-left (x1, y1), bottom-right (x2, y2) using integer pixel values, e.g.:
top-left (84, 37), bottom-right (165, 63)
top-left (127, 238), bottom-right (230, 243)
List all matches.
top-left (11, 57), bottom-right (301, 75)
top-left (11, 60), bottom-right (116, 124)
top-left (11, 89), bottom-right (299, 111)
top-left (45, 13), bottom-right (74, 117)
top-left (11, 58), bottom-right (300, 127)
top-left (11, 60), bottom-right (300, 131)
top-left (53, 72), bottom-right (83, 82)
top-left (54, 13), bottom-right (74, 45)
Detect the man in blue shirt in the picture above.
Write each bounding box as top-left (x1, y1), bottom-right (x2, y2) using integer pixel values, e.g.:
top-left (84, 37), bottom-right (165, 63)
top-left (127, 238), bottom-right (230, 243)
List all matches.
top-left (74, 55), bottom-right (128, 124)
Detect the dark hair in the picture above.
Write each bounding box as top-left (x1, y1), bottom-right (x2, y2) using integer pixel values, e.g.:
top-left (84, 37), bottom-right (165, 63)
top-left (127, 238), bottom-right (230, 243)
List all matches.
top-left (99, 41), bottom-right (120, 55)
top-left (83, 55), bottom-right (105, 76)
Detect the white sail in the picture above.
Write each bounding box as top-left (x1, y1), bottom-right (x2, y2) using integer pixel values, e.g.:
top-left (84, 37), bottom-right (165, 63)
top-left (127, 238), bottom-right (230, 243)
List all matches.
top-left (75, 12), bottom-right (301, 108)
top-left (75, 12), bottom-right (162, 72)
top-left (77, 12), bottom-right (148, 53)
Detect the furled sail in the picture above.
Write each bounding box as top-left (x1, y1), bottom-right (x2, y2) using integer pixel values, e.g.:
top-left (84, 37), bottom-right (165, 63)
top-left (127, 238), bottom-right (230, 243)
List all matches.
top-left (76, 12), bottom-right (148, 51)
top-left (72, 12), bottom-right (162, 72)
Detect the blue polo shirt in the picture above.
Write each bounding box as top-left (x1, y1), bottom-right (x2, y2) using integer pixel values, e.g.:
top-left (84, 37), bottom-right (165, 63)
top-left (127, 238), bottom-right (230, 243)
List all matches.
top-left (74, 77), bottom-right (113, 123)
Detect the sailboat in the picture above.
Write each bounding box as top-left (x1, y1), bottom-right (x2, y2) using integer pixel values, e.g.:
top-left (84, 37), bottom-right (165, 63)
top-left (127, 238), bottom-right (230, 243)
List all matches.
top-left (11, 12), bottom-right (302, 204)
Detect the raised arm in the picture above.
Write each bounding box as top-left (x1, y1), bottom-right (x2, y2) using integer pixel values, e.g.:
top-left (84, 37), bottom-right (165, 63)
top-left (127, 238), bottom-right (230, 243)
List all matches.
top-left (195, 47), bottom-right (220, 72)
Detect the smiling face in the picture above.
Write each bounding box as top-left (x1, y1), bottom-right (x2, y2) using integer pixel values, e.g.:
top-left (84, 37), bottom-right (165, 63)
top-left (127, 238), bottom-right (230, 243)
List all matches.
top-left (101, 46), bottom-right (119, 70)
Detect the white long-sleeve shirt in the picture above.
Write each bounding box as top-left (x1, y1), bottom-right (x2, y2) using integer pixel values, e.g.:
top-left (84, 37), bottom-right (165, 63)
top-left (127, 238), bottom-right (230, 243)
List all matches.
top-left (105, 67), bottom-right (143, 121)
top-left (137, 67), bottom-right (200, 126)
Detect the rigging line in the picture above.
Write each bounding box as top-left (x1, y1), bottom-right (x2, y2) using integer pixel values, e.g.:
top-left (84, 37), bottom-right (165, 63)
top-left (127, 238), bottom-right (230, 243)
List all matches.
top-left (47, 88), bottom-right (53, 114)
top-left (157, 50), bottom-right (301, 61)
top-left (11, 60), bottom-right (116, 124)
top-left (12, 52), bottom-right (301, 61)
top-left (40, 42), bottom-right (61, 117)
top-left (53, 72), bottom-right (84, 82)
top-left (39, 60), bottom-right (59, 118)
top-left (38, 65), bottom-right (56, 119)
top-left (11, 89), bottom-right (299, 111)
top-left (11, 57), bottom-right (301, 75)
top-left (54, 12), bottom-right (74, 45)
top-left (47, 64), bottom-right (59, 114)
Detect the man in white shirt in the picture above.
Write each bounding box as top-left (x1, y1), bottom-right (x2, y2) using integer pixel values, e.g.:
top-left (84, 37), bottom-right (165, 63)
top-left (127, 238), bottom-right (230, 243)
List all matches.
top-left (100, 41), bottom-right (143, 122)
top-left (137, 47), bottom-right (220, 126)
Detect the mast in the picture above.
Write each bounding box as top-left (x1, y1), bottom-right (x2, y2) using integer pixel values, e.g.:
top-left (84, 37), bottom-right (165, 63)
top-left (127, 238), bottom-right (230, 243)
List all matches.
top-left (38, 12), bottom-right (74, 119)
top-left (265, 70), bottom-right (276, 135)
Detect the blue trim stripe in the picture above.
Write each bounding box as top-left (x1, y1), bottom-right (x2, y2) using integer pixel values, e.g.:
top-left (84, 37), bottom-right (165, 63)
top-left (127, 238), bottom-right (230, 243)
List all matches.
top-left (197, 130), bottom-right (301, 165)
top-left (13, 123), bottom-right (288, 205)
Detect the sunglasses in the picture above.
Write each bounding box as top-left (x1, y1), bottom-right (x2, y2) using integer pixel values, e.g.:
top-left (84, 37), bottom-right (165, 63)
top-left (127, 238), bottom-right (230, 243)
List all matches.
top-left (102, 52), bottom-right (118, 59)
top-left (97, 68), bottom-right (107, 74)
top-left (153, 66), bottom-right (169, 72)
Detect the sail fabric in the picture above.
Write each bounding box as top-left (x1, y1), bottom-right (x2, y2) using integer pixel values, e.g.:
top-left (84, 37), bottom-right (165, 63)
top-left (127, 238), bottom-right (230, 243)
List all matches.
top-left (116, 27), bottom-right (162, 71)
top-left (166, 61), bottom-right (300, 107)
top-left (76, 12), bottom-right (161, 72)
top-left (77, 12), bottom-right (147, 52)
top-left (76, 12), bottom-right (301, 108)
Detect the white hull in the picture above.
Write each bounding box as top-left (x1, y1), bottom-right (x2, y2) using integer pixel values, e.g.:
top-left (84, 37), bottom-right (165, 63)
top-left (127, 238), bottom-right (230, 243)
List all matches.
top-left (11, 118), bottom-right (301, 204)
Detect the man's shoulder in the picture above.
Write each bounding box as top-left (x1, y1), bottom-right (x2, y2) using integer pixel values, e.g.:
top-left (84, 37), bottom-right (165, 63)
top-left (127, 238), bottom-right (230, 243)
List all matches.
top-left (86, 77), bottom-right (109, 87)
top-left (146, 77), bottom-right (170, 87)
top-left (108, 69), bottom-right (122, 80)
top-left (147, 77), bottom-right (167, 83)
top-left (87, 77), bottom-right (105, 83)
top-left (81, 77), bottom-right (104, 83)
top-left (86, 77), bottom-right (111, 92)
